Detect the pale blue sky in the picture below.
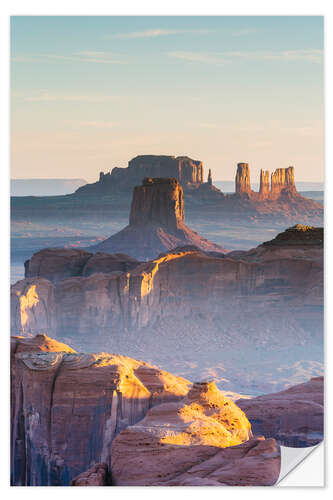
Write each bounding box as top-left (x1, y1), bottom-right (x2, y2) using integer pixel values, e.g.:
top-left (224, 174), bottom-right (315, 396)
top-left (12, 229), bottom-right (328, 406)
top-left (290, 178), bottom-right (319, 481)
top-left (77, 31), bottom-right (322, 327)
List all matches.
top-left (11, 16), bottom-right (324, 182)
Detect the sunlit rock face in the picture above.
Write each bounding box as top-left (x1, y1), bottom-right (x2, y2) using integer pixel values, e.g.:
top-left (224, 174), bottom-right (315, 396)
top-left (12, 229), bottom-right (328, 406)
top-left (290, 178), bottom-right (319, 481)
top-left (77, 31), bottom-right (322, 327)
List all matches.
top-left (11, 278), bottom-right (56, 337)
top-left (129, 177), bottom-right (184, 230)
top-left (11, 226), bottom-right (323, 351)
top-left (259, 169), bottom-right (270, 198)
top-left (237, 376), bottom-right (324, 447)
top-left (235, 163), bottom-right (251, 194)
top-left (87, 177), bottom-right (226, 259)
top-left (10, 336), bottom-right (190, 486)
top-left (270, 166), bottom-right (296, 197)
top-left (236, 164), bottom-right (296, 199)
top-left (111, 382), bottom-right (280, 486)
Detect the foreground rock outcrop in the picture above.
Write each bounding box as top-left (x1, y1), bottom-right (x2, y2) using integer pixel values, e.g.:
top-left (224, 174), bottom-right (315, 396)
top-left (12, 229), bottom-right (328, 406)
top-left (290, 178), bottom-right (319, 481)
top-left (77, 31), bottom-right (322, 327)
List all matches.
top-left (11, 336), bottom-right (324, 486)
top-left (70, 463), bottom-right (110, 486)
top-left (88, 177), bottom-right (226, 259)
top-left (111, 382), bottom-right (279, 486)
top-left (237, 376), bottom-right (324, 447)
top-left (11, 336), bottom-right (190, 485)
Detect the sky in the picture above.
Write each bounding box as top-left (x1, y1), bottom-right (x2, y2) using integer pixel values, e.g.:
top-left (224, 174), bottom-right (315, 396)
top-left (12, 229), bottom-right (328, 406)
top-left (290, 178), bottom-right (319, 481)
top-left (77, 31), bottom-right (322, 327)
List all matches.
top-left (11, 16), bottom-right (324, 183)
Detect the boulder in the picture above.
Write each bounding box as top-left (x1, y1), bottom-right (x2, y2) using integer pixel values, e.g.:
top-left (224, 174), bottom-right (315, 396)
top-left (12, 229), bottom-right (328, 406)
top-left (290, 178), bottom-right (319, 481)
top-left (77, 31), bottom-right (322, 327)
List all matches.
top-left (70, 463), bottom-right (109, 486)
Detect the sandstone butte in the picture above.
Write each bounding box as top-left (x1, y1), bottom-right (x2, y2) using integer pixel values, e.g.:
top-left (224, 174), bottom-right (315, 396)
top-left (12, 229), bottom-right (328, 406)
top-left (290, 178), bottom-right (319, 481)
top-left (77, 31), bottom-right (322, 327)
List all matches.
top-left (11, 334), bottom-right (191, 486)
top-left (237, 376), bottom-right (324, 447)
top-left (74, 155), bottom-right (323, 224)
top-left (86, 177), bottom-right (226, 260)
top-left (12, 225), bottom-right (323, 353)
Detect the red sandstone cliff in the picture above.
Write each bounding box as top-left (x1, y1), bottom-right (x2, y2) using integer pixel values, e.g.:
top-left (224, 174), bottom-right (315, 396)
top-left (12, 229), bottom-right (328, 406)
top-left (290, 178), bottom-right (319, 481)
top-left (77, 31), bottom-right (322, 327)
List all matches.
top-left (111, 381), bottom-right (279, 487)
top-left (12, 226), bottom-right (323, 345)
top-left (10, 335), bottom-right (190, 485)
top-left (235, 162), bottom-right (251, 194)
top-left (11, 336), bottom-right (323, 486)
top-left (237, 376), bottom-right (324, 447)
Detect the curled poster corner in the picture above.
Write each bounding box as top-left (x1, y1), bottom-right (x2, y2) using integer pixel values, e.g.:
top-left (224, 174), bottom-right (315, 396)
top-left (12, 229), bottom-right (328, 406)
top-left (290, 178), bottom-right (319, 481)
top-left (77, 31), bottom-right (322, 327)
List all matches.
top-left (277, 442), bottom-right (324, 487)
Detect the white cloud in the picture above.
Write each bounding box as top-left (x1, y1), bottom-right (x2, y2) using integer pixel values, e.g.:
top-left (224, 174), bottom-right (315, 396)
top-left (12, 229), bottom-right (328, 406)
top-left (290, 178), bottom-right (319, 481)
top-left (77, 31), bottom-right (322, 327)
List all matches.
top-left (168, 49), bottom-right (323, 65)
top-left (12, 51), bottom-right (126, 65)
top-left (110, 28), bottom-right (213, 39)
top-left (168, 51), bottom-right (228, 65)
top-left (13, 91), bottom-right (119, 103)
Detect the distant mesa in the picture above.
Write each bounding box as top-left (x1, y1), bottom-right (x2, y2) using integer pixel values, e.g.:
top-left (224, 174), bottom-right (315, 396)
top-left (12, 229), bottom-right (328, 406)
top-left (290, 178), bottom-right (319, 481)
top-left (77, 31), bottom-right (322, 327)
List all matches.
top-left (235, 162), bottom-right (297, 199)
top-left (88, 177), bottom-right (226, 260)
top-left (74, 154), bottom-right (323, 224)
top-left (75, 155), bottom-right (205, 195)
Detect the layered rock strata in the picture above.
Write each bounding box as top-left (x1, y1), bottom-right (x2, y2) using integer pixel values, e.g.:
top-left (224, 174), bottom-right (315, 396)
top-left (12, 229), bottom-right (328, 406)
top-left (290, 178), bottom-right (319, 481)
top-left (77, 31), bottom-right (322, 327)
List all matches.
top-left (70, 463), bottom-right (110, 486)
top-left (237, 376), bottom-right (324, 447)
top-left (12, 227), bottom-right (323, 349)
top-left (271, 167), bottom-right (296, 196)
top-left (111, 382), bottom-right (279, 486)
top-left (24, 249), bottom-right (140, 284)
top-left (76, 155), bottom-right (204, 195)
top-left (10, 336), bottom-right (190, 485)
top-left (235, 163), bottom-right (251, 194)
top-left (88, 178), bottom-right (226, 259)
top-left (259, 169), bottom-right (270, 198)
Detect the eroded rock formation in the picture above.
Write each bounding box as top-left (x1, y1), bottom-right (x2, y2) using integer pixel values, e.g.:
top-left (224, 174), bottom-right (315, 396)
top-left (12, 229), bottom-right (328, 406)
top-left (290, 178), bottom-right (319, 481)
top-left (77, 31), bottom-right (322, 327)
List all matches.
top-left (87, 177), bottom-right (225, 259)
top-left (235, 162), bottom-right (251, 194)
top-left (24, 249), bottom-right (140, 284)
top-left (259, 169), bottom-right (270, 198)
top-left (237, 376), bottom-right (324, 447)
top-left (208, 168), bottom-right (213, 186)
top-left (12, 226), bottom-right (323, 346)
top-left (112, 435), bottom-right (280, 486)
top-left (70, 463), bottom-right (110, 486)
top-left (271, 166), bottom-right (296, 197)
top-left (77, 155), bottom-right (204, 195)
top-left (10, 336), bottom-right (190, 485)
top-left (129, 177), bottom-right (184, 230)
top-left (111, 383), bottom-right (280, 486)
top-left (24, 248), bottom-right (92, 283)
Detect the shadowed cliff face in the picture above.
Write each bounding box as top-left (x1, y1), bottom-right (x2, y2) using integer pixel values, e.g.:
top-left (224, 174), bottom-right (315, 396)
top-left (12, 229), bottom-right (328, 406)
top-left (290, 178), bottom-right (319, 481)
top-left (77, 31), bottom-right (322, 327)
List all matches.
top-left (237, 376), bottom-right (324, 447)
top-left (86, 177), bottom-right (226, 259)
top-left (76, 155), bottom-right (204, 195)
top-left (11, 226), bottom-right (323, 394)
top-left (129, 177), bottom-right (184, 230)
top-left (10, 336), bottom-right (323, 486)
top-left (13, 226), bottom-right (323, 338)
top-left (10, 335), bottom-right (190, 486)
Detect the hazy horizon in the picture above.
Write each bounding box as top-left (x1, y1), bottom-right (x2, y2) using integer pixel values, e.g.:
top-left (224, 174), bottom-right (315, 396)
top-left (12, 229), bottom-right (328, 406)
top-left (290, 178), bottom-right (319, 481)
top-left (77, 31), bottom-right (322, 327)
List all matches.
top-left (11, 16), bottom-right (324, 183)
